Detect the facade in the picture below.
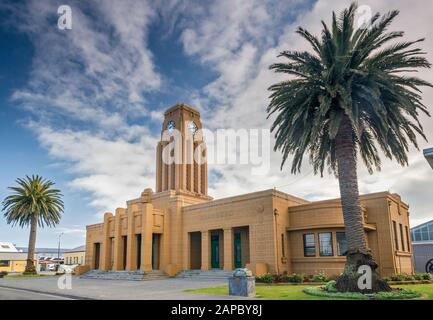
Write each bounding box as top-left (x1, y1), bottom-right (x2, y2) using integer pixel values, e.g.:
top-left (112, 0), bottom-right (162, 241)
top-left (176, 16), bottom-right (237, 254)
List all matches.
top-left (85, 103), bottom-right (414, 277)
top-left (0, 242), bottom-right (32, 273)
top-left (411, 220), bottom-right (433, 273)
top-left (64, 245), bottom-right (86, 265)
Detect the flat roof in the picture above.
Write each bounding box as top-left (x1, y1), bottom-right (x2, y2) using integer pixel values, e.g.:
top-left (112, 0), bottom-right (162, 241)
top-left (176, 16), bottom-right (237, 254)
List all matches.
top-left (424, 148), bottom-right (433, 169)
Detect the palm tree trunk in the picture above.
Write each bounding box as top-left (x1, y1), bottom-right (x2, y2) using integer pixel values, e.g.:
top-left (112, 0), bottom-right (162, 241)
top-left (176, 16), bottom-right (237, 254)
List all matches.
top-left (334, 114), bottom-right (391, 292)
top-left (25, 213), bottom-right (38, 274)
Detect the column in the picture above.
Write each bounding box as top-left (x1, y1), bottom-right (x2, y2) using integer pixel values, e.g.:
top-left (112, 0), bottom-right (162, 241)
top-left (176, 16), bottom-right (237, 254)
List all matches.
top-left (125, 206), bottom-right (136, 271)
top-left (161, 142), bottom-right (168, 191)
top-left (194, 143), bottom-right (201, 193)
top-left (156, 143), bottom-right (162, 192)
top-left (201, 230), bottom-right (210, 271)
top-left (100, 212), bottom-right (113, 270)
top-left (223, 228), bottom-right (233, 271)
top-left (141, 203), bottom-right (153, 272)
top-left (112, 208), bottom-right (125, 270)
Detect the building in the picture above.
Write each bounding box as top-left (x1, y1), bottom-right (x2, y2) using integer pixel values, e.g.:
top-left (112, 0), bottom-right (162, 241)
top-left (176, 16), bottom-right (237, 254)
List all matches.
top-left (0, 242), bottom-right (33, 273)
top-left (17, 247), bottom-right (68, 260)
top-left (411, 219), bottom-right (433, 273)
top-left (85, 103), bottom-right (414, 277)
top-left (424, 148), bottom-right (433, 169)
top-left (64, 245), bottom-right (86, 265)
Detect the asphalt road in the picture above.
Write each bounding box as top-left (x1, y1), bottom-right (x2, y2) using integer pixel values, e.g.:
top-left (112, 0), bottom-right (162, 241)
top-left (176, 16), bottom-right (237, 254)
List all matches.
top-left (0, 286), bottom-right (73, 300)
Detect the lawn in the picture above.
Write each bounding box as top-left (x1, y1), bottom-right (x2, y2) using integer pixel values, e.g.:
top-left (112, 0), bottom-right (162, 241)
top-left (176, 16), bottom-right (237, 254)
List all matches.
top-left (184, 283), bottom-right (433, 300)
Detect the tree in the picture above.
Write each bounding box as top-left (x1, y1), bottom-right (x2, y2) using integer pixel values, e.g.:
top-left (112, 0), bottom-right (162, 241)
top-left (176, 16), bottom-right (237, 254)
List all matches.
top-left (267, 3), bottom-right (431, 292)
top-left (2, 175), bottom-right (64, 274)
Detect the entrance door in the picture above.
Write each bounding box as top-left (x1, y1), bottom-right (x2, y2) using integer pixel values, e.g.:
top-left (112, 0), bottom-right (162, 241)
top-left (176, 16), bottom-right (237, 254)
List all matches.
top-left (234, 232), bottom-right (242, 268)
top-left (152, 234), bottom-right (160, 270)
top-left (136, 234), bottom-right (142, 270)
top-left (94, 243), bottom-right (100, 269)
top-left (211, 234), bottom-right (220, 269)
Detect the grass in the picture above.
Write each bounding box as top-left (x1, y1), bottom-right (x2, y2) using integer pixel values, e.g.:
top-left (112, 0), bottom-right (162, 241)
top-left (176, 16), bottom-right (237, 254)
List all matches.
top-left (183, 283), bottom-right (433, 300)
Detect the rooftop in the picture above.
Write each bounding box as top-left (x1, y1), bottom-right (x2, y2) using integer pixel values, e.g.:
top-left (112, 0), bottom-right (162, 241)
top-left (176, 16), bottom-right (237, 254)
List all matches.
top-left (424, 148), bottom-right (433, 169)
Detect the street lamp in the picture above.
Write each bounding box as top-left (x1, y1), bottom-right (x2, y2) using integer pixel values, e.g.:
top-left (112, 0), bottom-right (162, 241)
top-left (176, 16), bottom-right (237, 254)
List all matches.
top-left (424, 148), bottom-right (433, 169)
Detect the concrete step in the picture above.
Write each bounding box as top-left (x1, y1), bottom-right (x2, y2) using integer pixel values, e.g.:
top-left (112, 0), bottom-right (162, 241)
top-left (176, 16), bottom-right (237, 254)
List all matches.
top-left (80, 270), bottom-right (169, 281)
top-left (176, 269), bottom-right (233, 280)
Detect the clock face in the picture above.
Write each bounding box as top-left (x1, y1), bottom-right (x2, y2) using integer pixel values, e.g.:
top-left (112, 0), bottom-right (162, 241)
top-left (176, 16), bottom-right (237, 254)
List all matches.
top-left (188, 121), bottom-right (197, 135)
top-left (167, 120), bottom-right (175, 134)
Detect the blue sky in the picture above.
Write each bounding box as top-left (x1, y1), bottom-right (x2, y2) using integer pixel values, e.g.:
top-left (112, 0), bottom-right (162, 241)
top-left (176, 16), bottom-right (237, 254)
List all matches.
top-left (1, 0), bottom-right (433, 249)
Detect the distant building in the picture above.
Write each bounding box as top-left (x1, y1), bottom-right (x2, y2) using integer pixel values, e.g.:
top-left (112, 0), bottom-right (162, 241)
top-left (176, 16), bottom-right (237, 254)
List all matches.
top-left (411, 220), bottom-right (433, 273)
top-left (64, 245), bottom-right (85, 265)
top-left (424, 148), bottom-right (433, 169)
top-left (0, 242), bottom-right (35, 273)
top-left (17, 247), bottom-right (68, 259)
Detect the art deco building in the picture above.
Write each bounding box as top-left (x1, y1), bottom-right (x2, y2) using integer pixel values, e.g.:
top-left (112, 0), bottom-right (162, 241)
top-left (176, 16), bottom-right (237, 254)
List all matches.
top-left (85, 103), bottom-right (414, 277)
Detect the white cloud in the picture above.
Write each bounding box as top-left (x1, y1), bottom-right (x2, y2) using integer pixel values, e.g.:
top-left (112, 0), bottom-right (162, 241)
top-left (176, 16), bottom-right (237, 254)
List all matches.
top-left (5, 0), bottom-right (433, 228)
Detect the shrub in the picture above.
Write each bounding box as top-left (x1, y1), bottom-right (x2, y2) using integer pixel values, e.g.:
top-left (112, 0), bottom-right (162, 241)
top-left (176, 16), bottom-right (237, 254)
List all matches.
top-left (311, 272), bottom-right (329, 282)
top-left (255, 274), bottom-right (274, 283)
top-left (323, 280), bottom-right (337, 292)
top-left (0, 271), bottom-right (8, 278)
top-left (286, 273), bottom-right (305, 283)
top-left (413, 273), bottom-right (432, 281)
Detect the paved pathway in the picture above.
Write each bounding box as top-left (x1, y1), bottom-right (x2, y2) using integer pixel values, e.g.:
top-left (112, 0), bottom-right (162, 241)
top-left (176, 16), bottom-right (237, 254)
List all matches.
top-left (0, 286), bottom-right (72, 300)
top-left (0, 276), bottom-right (244, 300)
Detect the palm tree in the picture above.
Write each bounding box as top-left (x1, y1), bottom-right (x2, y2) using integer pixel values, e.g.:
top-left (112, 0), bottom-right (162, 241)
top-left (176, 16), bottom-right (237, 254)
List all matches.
top-left (267, 3), bottom-right (431, 292)
top-left (2, 175), bottom-right (64, 274)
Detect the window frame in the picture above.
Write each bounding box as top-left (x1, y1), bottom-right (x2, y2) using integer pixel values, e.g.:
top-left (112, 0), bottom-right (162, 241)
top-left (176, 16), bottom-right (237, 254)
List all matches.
top-left (399, 223), bottom-right (405, 252)
top-left (336, 232), bottom-right (347, 256)
top-left (405, 226), bottom-right (410, 252)
top-left (303, 233), bottom-right (316, 257)
top-left (319, 232), bottom-right (334, 257)
top-left (393, 221), bottom-right (399, 251)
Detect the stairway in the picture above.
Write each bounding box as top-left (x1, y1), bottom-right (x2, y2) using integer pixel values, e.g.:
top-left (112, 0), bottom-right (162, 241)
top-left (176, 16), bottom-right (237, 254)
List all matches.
top-left (176, 269), bottom-right (233, 281)
top-left (80, 270), bottom-right (169, 281)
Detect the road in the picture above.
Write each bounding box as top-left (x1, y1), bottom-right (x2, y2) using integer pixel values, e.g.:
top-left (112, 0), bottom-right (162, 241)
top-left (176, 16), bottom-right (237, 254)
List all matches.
top-left (0, 286), bottom-right (73, 300)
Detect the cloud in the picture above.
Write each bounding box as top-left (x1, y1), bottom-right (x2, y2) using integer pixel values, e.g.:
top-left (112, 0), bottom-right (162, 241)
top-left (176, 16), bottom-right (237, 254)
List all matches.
top-left (4, 0), bottom-right (433, 228)
top-left (177, 0), bottom-right (433, 225)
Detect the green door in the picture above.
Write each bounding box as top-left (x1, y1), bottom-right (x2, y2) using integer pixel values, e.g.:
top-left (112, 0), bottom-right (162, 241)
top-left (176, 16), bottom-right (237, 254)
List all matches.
top-left (234, 232), bottom-right (242, 269)
top-left (211, 234), bottom-right (220, 269)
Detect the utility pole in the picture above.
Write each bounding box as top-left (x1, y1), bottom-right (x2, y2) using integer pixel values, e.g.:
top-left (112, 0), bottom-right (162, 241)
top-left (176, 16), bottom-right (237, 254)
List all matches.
top-left (57, 232), bottom-right (64, 260)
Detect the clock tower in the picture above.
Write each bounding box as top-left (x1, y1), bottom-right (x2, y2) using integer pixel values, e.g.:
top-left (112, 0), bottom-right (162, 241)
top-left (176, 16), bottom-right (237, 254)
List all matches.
top-left (155, 103), bottom-right (208, 195)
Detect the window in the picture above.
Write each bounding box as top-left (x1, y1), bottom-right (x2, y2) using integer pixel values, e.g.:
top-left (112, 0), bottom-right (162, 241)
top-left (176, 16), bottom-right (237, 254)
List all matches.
top-left (281, 234), bottom-right (285, 257)
top-left (319, 232), bottom-right (333, 256)
top-left (336, 232), bottom-right (347, 256)
top-left (405, 226), bottom-right (410, 252)
top-left (303, 234), bottom-right (316, 257)
top-left (399, 223), bottom-right (405, 252)
top-left (393, 221), bottom-right (399, 251)
top-left (0, 260), bottom-right (10, 267)
top-left (1, 245), bottom-right (10, 249)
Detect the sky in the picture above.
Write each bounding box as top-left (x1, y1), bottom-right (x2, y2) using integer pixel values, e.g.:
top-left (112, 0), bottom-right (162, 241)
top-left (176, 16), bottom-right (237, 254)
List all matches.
top-left (0, 0), bottom-right (432, 249)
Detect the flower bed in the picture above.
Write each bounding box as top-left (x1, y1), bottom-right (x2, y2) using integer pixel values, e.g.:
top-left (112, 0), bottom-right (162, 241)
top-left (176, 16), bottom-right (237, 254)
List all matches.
top-left (303, 280), bottom-right (421, 300)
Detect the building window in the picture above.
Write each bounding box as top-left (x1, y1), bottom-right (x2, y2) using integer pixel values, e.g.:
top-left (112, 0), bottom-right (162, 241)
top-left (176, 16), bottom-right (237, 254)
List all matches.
top-left (399, 223), bottom-right (405, 252)
top-left (281, 234), bottom-right (285, 257)
top-left (405, 226), bottom-right (410, 252)
top-left (0, 260), bottom-right (10, 267)
top-left (336, 232), bottom-right (347, 256)
top-left (319, 232), bottom-right (333, 256)
top-left (303, 234), bottom-right (316, 257)
top-left (393, 221), bottom-right (399, 251)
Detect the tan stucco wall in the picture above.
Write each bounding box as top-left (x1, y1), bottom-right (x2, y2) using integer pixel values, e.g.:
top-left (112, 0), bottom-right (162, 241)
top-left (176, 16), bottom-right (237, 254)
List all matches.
top-left (85, 188), bottom-right (413, 277)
